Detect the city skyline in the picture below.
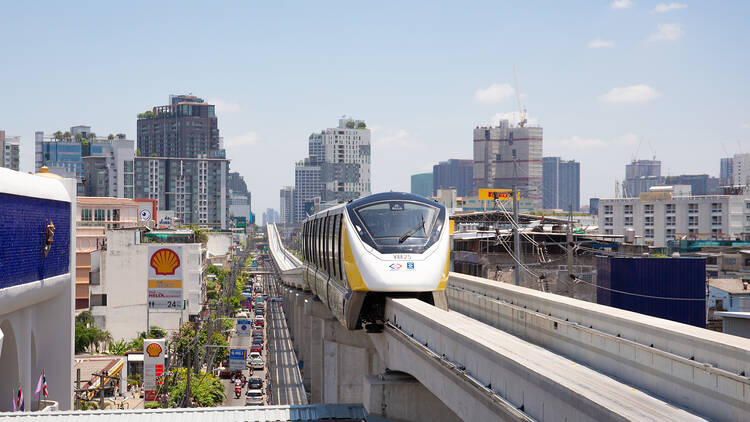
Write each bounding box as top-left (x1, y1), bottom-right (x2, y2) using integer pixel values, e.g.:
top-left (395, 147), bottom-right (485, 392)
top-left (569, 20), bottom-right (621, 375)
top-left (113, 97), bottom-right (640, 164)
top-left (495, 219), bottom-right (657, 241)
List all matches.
top-left (1, 2), bottom-right (748, 213)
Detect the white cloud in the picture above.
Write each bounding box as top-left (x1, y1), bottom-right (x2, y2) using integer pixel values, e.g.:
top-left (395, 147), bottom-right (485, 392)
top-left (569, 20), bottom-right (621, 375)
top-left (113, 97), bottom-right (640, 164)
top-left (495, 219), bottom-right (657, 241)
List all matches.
top-left (549, 133), bottom-right (639, 149)
top-left (653, 2), bottom-right (687, 12)
top-left (491, 111), bottom-right (539, 127)
top-left (598, 85), bottom-right (660, 103)
top-left (588, 39), bottom-right (615, 48)
top-left (610, 0), bottom-right (633, 9)
top-left (649, 23), bottom-right (684, 41)
top-left (474, 83), bottom-right (515, 104)
top-left (207, 98), bottom-right (242, 113)
top-left (224, 131), bottom-right (259, 148)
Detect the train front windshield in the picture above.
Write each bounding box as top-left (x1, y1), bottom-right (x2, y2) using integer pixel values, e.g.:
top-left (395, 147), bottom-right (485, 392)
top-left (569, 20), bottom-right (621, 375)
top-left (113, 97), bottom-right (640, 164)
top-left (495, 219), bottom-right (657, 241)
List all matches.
top-left (354, 201), bottom-right (438, 241)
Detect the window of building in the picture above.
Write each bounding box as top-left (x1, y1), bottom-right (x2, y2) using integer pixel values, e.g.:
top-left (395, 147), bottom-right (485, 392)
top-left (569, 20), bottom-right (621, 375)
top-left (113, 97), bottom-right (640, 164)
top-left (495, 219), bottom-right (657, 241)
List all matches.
top-left (688, 216), bottom-right (699, 226)
top-left (712, 215), bottom-right (722, 226)
top-left (665, 204), bottom-right (676, 214)
top-left (112, 209), bottom-right (120, 222)
top-left (605, 229), bottom-right (613, 235)
top-left (624, 204), bottom-right (633, 215)
top-left (716, 299), bottom-right (724, 310)
top-left (746, 202), bottom-right (750, 210)
top-left (688, 203), bottom-right (699, 214)
top-left (666, 216), bottom-right (676, 226)
top-left (604, 217), bottom-right (613, 226)
top-left (688, 228), bottom-right (698, 234)
top-left (712, 228), bottom-right (722, 239)
top-left (706, 256), bottom-right (718, 265)
top-left (624, 216), bottom-right (633, 226)
top-left (712, 202), bottom-right (722, 213)
top-left (124, 160), bottom-right (134, 172)
top-left (604, 205), bottom-right (613, 215)
top-left (645, 228), bottom-right (654, 238)
top-left (81, 208), bottom-right (92, 221)
top-left (94, 209), bottom-right (105, 221)
top-left (745, 258), bottom-right (750, 267)
top-left (644, 216), bottom-right (654, 226)
top-left (644, 204), bottom-right (654, 214)
top-left (91, 294), bottom-right (107, 307)
top-left (665, 228), bottom-right (675, 240)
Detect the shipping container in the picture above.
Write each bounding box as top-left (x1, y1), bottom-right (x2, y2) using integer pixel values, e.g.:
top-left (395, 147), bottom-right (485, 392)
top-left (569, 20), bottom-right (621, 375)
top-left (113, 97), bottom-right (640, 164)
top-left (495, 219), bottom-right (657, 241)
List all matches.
top-left (596, 256), bottom-right (706, 327)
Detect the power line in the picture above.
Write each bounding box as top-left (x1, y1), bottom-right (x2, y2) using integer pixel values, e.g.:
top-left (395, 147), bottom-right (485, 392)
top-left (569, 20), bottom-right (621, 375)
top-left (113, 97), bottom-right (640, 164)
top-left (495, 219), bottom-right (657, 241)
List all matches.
top-left (572, 276), bottom-right (705, 301)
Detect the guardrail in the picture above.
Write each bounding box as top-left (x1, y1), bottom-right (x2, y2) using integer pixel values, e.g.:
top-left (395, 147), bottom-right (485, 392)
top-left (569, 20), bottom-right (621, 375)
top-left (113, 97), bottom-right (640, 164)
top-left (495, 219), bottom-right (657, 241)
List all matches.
top-left (447, 272), bottom-right (750, 422)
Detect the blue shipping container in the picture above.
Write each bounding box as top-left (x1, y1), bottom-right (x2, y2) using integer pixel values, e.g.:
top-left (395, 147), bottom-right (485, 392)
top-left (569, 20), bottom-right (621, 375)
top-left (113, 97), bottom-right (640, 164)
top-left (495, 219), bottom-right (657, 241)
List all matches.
top-left (596, 256), bottom-right (706, 327)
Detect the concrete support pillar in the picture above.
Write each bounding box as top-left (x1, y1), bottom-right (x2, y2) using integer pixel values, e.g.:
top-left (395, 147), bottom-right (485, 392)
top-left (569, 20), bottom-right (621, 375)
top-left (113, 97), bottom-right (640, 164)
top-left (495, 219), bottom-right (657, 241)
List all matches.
top-left (307, 298), bottom-right (332, 403)
top-left (364, 372), bottom-right (462, 422)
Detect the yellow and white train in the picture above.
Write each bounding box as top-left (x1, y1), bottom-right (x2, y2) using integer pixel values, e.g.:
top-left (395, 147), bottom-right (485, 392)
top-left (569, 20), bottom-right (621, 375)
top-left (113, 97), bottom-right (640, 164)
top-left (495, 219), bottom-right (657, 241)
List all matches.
top-left (301, 192), bottom-right (450, 331)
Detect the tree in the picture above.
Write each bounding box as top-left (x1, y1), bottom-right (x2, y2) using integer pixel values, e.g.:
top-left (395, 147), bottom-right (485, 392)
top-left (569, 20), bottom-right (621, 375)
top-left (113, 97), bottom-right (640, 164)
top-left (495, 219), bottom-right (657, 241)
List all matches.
top-left (75, 312), bottom-right (112, 353)
top-left (88, 132), bottom-right (97, 140)
top-left (63, 131), bottom-right (72, 140)
top-left (108, 339), bottom-right (130, 355)
top-left (356, 121), bottom-right (366, 129)
top-left (53, 130), bottom-right (63, 140)
top-left (108, 134), bottom-right (115, 140)
top-left (166, 368), bottom-right (225, 407)
top-left (345, 120), bottom-right (355, 129)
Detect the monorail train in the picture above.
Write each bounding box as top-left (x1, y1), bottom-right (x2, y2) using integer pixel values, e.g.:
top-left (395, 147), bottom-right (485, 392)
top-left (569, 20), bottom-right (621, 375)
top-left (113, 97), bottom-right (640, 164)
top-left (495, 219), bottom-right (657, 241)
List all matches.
top-left (301, 192), bottom-right (450, 331)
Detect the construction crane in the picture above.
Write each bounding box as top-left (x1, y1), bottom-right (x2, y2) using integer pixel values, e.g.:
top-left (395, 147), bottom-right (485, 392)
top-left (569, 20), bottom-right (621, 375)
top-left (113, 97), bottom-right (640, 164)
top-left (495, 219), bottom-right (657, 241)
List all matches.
top-left (513, 66), bottom-right (528, 128)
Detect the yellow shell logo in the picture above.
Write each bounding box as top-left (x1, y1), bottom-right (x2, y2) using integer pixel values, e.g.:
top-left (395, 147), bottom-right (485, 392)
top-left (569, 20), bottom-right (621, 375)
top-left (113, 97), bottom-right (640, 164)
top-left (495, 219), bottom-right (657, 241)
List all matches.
top-left (150, 248), bottom-right (181, 275)
top-left (146, 342), bottom-right (162, 357)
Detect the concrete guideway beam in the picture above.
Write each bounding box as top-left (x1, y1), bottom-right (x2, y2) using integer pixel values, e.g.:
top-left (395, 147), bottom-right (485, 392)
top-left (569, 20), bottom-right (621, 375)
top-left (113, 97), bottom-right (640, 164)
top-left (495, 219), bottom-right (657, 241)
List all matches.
top-left (447, 273), bottom-right (750, 422)
top-left (378, 298), bottom-right (705, 422)
top-left (364, 372), bottom-right (462, 422)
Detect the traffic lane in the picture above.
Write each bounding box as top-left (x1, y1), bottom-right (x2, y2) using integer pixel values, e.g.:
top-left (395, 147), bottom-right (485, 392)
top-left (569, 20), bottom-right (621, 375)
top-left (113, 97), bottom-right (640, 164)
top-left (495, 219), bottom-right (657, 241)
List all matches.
top-left (222, 319), bottom-right (269, 406)
top-left (267, 299), bottom-right (306, 405)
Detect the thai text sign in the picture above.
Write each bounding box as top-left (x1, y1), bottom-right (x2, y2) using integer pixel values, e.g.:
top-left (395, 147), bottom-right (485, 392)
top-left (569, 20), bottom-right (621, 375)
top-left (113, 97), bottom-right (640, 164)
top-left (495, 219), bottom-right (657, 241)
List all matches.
top-left (148, 246), bottom-right (183, 310)
top-left (478, 188), bottom-right (520, 201)
top-left (229, 348), bottom-right (247, 371)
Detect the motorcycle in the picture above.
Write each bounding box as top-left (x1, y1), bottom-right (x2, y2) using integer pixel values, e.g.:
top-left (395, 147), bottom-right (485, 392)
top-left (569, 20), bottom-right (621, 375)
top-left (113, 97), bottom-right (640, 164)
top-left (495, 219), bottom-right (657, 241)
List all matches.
top-left (234, 384), bottom-right (242, 399)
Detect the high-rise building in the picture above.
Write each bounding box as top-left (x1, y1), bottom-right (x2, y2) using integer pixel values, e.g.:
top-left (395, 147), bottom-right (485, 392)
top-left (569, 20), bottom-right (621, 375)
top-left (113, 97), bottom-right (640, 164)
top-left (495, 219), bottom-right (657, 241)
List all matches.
top-left (623, 159), bottom-right (662, 197)
top-left (228, 172), bottom-right (249, 196)
top-left (135, 95), bottom-right (230, 228)
top-left (280, 186), bottom-right (294, 224)
top-left (35, 127), bottom-right (134, 196)
top-left (316, 117), bottom-right (371, 202)
top-left (720, 157), bottom-right (734, 186)
top-left (542, 157), bottom-right (580, 211)
top-left (262, 208), bottom-right (280, 226)
top-left (82, 136), bottom-right (135, 198)
top-left (473, 120), bottom-right (543, 209)
top-left (293, 159), bottom-right (321, 222)
top-left (664, 174), bottom-right (720, 196)
top-left (410, 173), bottom-right (433, 198)
top-left (0, 130), bottom-right (20, 171)
top-left (433, 159), bottom-right (473, 197)
top-left (732, 153), bottom-right (750, 187)
top-left (229, 191), bottom-right (251, 220)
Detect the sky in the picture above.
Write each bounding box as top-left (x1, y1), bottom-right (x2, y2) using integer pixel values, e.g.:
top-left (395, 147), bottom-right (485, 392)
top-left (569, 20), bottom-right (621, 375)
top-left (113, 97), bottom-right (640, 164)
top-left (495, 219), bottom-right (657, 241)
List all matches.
top-left (1, 1), bottom-right (748, 215)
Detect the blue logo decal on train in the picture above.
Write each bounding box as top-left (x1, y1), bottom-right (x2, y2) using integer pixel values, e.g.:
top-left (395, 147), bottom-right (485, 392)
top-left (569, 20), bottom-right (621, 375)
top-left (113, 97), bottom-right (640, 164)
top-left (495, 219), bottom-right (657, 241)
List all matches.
top-left (406, 262), bottom-right (415, 270)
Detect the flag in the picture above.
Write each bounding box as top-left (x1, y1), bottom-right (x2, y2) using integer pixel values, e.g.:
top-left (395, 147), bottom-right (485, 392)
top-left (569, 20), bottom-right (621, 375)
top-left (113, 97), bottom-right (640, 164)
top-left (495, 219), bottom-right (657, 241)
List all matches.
top-left (12, 389), bottom-right (16, 412)
top-left (16, 387), bottom-right (24, 411)
top-left (43, 373), bottom-right (48, 399)
top-left (34, 373), bottom-right (43, 400)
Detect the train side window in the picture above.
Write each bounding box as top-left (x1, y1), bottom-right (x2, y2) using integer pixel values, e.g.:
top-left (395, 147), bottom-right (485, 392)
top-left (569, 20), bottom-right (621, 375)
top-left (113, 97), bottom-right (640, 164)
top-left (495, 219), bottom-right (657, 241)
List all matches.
top-left (322, 216), bottom-right (328, 274)
top-left (331, 214), bottom-right (338, 280)
top-left (326, 215), bottom-right (333, 275)
top-left (313, 219), bottom-right (319, 268)
top-left (317, 218), bottom-right (323, 269)
top-left (303, 223), bottom-right (308, 261)
top-left (337, 215), bottom-right (343, 278)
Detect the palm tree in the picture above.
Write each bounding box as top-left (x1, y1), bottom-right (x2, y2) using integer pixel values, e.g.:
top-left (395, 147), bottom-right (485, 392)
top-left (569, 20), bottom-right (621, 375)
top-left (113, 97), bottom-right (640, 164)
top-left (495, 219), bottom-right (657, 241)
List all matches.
top-left (63, 131), bottom-right (72, 141)
top-left (53, 131), bottom-right (63, 140)
top-left (88, 132), bottom-right (96, 141)
top-left (108, 134), bottom-right (115, 140)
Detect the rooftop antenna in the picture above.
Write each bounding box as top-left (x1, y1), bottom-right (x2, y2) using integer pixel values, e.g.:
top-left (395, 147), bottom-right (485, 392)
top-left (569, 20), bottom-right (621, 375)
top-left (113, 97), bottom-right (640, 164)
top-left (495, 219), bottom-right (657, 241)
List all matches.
top-left (513, 66), bottom-right (528, 128)
top-left (647, 139), bottom-right (656, 161)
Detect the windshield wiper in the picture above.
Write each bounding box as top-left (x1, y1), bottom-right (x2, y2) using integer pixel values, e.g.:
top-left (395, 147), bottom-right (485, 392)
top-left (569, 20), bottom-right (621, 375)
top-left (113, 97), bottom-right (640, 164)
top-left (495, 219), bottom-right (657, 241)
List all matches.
top-left (398, 216), bottom-right (425, 244)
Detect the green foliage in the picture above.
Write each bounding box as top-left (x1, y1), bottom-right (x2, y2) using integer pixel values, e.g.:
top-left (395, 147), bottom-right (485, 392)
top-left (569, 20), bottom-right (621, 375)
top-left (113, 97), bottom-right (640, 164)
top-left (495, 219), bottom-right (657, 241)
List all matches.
top-left (170, 321), bottom-right (228, 369)
top-left (128, 326), bottom-right (167, 352)
top-left (137, 110), bottom-right (154, 119)
top-left (206, 289), bottom-right (218, 300)
top-left (188, 225), bottom-right (209, 243)
top-left (108, 339), bottom-right (131, 355)
top-left (144, 402), bottom-right (161, 409)
top-left (75, 311), bottom-right (111, 353)
top-left (345, 120), bottom-right (355, 128)
top-left (356, 121), bottom-right (366, 129)
top-left (108, 134), bottom-right (115, 140)
top-left (166, 368), bottom-right (225, 407)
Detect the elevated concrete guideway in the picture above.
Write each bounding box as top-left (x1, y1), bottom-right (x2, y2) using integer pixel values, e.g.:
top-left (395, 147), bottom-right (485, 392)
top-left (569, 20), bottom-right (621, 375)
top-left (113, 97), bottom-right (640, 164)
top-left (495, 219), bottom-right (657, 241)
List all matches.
top-left (265, 224), bottom-right (745, 421)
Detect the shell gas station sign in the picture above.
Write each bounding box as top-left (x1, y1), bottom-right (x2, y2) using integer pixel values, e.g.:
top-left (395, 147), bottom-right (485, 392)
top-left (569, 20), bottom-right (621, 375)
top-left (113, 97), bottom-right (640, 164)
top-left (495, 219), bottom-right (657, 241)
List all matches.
top-left (143, 338), bottom-right (166, 402)
top-left (148, 246), bottom-right (184, 310)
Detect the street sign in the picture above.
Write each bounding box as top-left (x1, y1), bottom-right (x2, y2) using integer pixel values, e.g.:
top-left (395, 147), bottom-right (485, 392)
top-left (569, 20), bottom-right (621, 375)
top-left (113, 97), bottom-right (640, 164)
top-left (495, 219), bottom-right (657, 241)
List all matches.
top-left (229, 348), bottom-right (247, 371)
top-left (147, 246), bottom-right (183, 310)
top-left (236, 320), bottom-right (252, 337)
top-left (478, 188), bottom-right (520, 201)
top-left (143, 338), bottom-right (166, 401)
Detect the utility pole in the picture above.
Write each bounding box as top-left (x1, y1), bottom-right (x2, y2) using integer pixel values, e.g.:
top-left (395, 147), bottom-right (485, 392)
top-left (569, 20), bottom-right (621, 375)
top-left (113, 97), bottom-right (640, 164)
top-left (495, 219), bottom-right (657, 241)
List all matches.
top-left (513, 161), bottom-right (522, 286)
top-left (566, 204), bottom-right (575, 296)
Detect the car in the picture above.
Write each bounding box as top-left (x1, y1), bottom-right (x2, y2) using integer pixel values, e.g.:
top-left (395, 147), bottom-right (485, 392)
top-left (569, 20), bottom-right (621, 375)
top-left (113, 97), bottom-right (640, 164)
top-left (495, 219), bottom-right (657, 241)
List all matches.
top-left (270, 297), bottom-right (283, 303)
top-left (250, 344), bottom-right (262, 354)
top-left (235, 311), bottom-right (249, 319)
top-left (245, 389), bottom-right (264, 405)
top-left (252, 338), bottom-right (263, 349)
top-left (250, 357), bottom-right (264, 370)
top-left (252, 332), bottom-right (263, 341)
top-left (255, 309), bottom-right (264, 317)
top-left (217, 367), bottom-right (232, 379)
top-left (248, 352), bottom-right (261, 360)
top-left (247, 377), bottom-right (263, 390)
top-left (254, 318), bottom-right (264, 328)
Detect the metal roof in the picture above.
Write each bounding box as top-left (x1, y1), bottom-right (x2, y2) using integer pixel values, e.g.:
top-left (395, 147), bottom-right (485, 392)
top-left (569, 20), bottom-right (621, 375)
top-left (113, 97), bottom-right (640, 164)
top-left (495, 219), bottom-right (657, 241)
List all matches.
top-left (0, 404), bottom-right (376, 421)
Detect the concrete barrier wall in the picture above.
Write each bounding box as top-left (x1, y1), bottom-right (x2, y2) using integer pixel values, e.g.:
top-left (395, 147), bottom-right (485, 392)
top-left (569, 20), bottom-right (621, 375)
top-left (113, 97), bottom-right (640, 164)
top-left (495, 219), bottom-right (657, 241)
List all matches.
top-left (380, 298), bottom-right (702, 422)
top-left (447, 272), bottom-right (750, 422)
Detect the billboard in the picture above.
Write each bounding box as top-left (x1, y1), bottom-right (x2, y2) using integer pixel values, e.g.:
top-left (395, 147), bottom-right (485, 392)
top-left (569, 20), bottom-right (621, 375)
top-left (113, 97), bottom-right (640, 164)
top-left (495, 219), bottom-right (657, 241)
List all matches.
top-left (148, 246), bottom-right (184, 310)
top-left (477, 188), bottom-right (519, 201)
top-left (229, 348), bottom-right (247, 371)
top-left (143, 338), bottom-right (166, 401)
